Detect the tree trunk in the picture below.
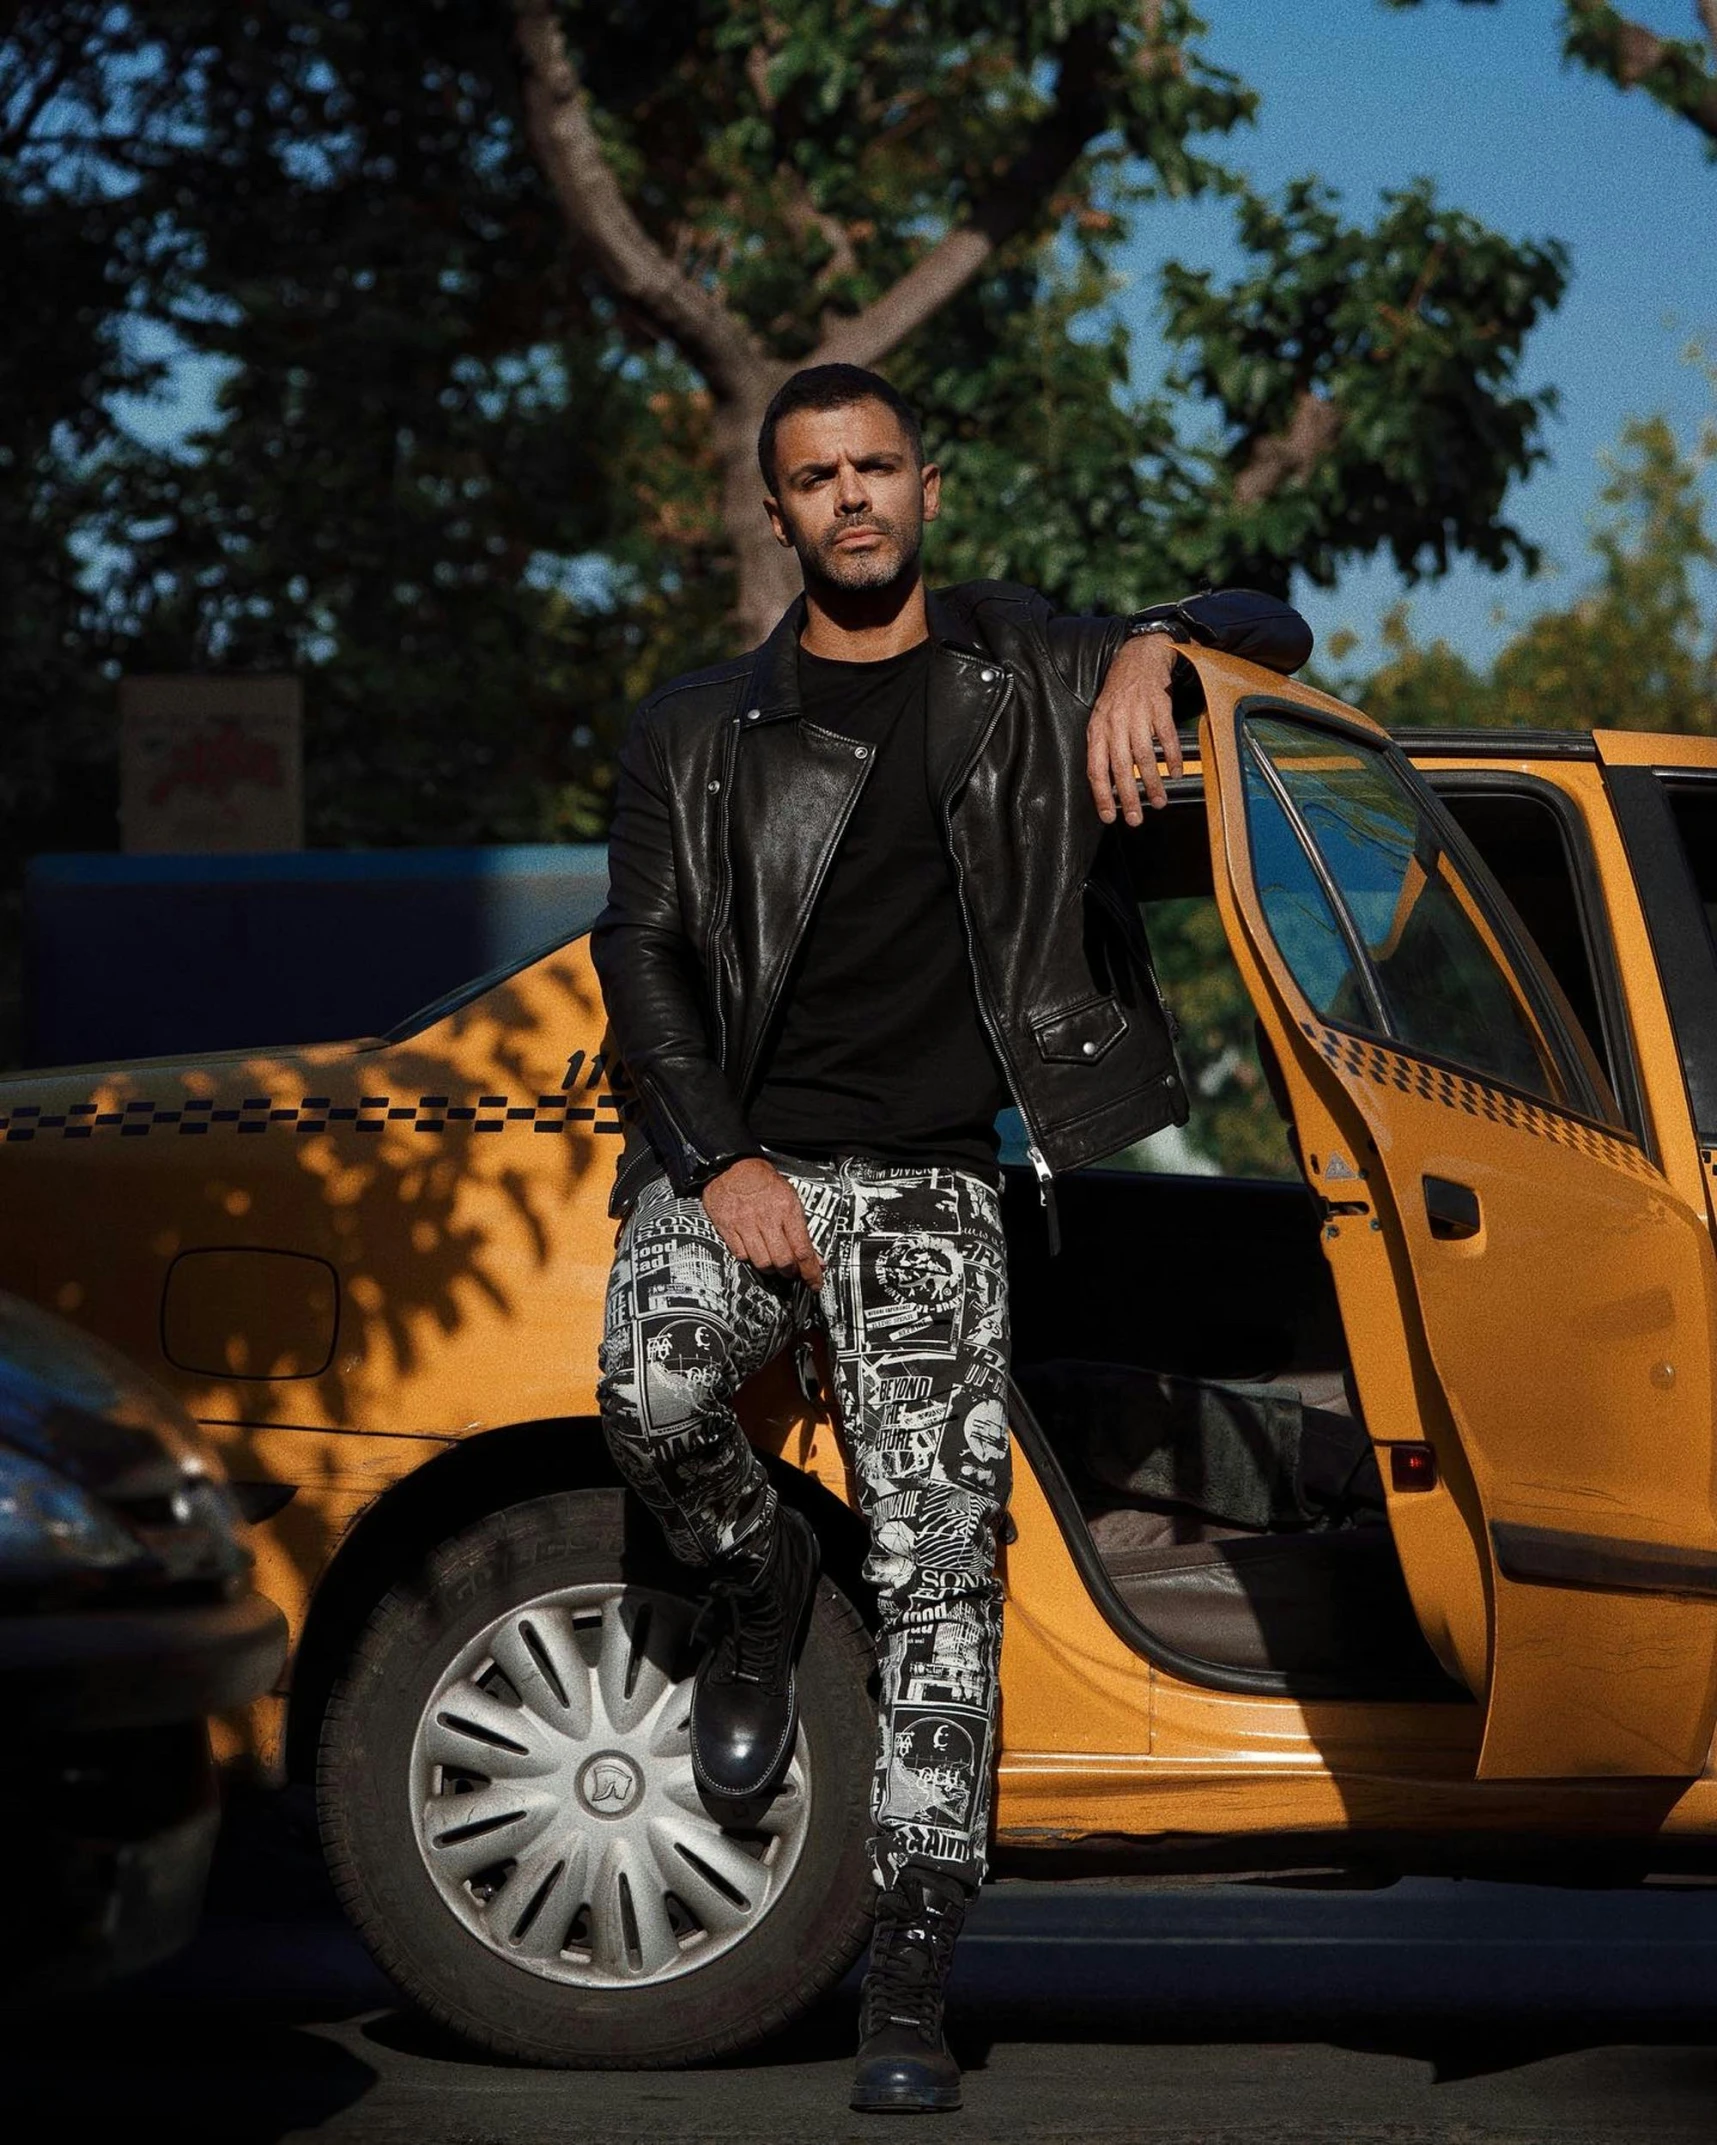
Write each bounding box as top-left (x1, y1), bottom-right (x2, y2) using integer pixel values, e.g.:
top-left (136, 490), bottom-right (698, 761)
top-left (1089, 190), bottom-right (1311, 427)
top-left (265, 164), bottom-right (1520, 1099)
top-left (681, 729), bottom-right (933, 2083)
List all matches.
top-left (507, 0), bottom-right (1124, 652)
top-left (713, 378), bottom-right (802, 649)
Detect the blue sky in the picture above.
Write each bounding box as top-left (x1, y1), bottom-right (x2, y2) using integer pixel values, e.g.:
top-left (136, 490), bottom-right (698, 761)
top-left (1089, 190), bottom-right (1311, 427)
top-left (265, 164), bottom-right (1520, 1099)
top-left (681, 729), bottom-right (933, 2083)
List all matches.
top-left (1115, 0), bottom-right (1716, 665)
top-left (120, 1), bottom-right (1714, 667)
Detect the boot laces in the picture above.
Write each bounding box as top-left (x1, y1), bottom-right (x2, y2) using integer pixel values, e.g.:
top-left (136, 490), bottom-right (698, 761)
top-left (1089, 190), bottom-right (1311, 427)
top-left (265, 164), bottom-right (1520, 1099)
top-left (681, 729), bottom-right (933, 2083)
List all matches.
top-left (861, 1880), bottom-right (965, 2037)
top-left (693, 1569), bottom-right (789, 1687)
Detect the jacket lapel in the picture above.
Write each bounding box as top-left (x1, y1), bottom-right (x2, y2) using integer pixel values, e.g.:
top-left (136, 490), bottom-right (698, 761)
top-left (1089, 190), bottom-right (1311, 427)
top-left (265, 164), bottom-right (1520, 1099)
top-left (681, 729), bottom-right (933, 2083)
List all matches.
top-left (722, 588), bottom-right (1008, 1089)
top-left (744, 596), bottom-right (806, 719)
top-left (724, 598), bottom-right (872, 1088)
top-left (924, 589), bottom-right (1009, 808)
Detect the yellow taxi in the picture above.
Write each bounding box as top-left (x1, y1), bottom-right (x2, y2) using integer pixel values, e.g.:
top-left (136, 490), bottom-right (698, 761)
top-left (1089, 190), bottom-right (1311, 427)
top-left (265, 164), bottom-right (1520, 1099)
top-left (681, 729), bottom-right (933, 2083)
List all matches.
top-left (4, 651), bottom-right (1717, 2066)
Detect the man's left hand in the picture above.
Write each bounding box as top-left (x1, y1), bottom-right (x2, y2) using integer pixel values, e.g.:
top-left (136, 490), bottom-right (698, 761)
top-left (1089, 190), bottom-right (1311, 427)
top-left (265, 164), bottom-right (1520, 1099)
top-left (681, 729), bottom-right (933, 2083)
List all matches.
top-left (1086, 632), bottom-right (1184, 826)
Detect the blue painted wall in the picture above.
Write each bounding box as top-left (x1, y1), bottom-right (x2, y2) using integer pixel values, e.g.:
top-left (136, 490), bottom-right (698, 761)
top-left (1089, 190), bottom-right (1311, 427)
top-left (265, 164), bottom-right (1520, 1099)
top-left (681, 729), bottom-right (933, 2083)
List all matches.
top-left (24, 846), bottom-right (610, 1069)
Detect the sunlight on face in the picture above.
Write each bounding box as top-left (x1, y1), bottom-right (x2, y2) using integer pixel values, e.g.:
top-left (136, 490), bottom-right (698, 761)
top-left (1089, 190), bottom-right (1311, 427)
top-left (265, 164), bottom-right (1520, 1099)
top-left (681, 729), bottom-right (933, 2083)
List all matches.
top-left (765, 398), bottom-right (939, 593)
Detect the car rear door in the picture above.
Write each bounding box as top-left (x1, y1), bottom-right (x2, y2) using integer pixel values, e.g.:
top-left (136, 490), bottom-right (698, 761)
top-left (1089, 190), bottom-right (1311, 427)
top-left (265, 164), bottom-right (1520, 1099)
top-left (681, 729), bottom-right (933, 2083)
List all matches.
top-left (1201, 678), bottom-right (1717, 1778)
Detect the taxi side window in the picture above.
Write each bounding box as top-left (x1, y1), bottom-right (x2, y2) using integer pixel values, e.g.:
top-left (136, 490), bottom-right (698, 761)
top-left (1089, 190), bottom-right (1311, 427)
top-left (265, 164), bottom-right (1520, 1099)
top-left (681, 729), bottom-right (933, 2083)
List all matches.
top-left (1432, 779), bottom-right (1644, 1144)
top-left (1240, 753), bottom-right (1366, 1023)
top-left (1602, 766), bottom-right (1717, 1144)
top-left (1244, 715), bottom-right (1578, 1108)
top-left (1663, 781), bottom-right (1717, 941)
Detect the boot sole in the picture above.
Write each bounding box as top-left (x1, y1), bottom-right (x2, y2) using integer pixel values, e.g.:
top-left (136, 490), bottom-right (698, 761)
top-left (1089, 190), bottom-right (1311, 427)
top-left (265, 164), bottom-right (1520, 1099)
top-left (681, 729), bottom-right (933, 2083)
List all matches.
top-left (849, 2083), bottom-right (963, 2113)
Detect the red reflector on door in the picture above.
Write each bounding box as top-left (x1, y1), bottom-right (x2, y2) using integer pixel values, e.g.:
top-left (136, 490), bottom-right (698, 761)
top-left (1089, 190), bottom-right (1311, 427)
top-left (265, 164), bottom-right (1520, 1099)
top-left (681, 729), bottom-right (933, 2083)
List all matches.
top-left (1390, 1443), bottom-right (1439, 1493)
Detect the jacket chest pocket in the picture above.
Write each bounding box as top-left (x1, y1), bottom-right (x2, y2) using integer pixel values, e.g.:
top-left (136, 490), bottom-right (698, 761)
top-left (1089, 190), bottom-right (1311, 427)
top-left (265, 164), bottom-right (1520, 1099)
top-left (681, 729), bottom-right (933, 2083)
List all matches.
top-left (1030, 994), bottom-right (1129, 1064)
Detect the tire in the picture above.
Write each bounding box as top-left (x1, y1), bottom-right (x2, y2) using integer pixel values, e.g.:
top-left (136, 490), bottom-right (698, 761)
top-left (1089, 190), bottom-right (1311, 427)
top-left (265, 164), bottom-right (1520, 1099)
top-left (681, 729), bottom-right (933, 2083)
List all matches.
top-left (317, 1487), bottom-right (877, 2067)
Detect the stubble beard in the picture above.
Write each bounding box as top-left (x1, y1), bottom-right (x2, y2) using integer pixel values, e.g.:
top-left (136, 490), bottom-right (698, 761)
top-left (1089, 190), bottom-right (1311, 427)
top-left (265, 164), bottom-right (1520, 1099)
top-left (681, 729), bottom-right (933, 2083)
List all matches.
top-left (794, 513), bottom-right (924, 601)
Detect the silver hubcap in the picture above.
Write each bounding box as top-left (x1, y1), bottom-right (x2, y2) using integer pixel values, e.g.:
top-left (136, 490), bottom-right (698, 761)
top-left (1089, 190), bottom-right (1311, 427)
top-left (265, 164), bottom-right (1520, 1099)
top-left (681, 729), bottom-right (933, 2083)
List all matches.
top-left (410, 1581), bottom-right (811, 1988)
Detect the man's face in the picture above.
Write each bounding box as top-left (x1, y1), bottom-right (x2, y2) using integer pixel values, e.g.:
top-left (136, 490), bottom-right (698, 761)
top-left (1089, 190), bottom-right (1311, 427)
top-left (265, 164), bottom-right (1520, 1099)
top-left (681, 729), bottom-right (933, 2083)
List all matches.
top-left (764, 399), bottom-right (940, 594)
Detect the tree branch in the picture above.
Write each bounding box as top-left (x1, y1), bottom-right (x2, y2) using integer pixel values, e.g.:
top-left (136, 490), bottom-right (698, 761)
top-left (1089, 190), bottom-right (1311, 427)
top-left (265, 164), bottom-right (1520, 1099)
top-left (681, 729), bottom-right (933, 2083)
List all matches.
top-left (1565, 0), bottom-right (1717, 145)
top-left (809, 17), bottom-right (1118, 370)
top-left (1233, 389), bottom-right (1343, 507)
top-left (508, 0), bottom-right (765, 398)
top-left (745, 37), bottom-right (859, 305)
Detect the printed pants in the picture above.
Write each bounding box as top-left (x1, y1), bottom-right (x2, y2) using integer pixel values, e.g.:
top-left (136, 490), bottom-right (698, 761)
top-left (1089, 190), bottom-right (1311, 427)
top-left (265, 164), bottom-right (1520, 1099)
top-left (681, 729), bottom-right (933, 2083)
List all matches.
top-left (595, 1156), bottom-right (1012, 1889)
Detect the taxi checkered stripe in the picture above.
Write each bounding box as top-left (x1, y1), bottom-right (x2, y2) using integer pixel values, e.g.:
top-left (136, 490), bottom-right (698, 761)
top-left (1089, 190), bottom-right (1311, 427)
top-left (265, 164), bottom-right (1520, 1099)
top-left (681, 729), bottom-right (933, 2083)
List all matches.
top-left (0, 1092), bottom-right (628, 1142)
top-left (1302, 1021), bottom-right (1657, 1179)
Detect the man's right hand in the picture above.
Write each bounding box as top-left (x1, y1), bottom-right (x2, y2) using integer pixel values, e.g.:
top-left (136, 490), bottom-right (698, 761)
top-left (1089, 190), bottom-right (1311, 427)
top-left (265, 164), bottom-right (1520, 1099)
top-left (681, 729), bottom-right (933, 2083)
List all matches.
top-left (701, 1157), bottom-right (825, 1289)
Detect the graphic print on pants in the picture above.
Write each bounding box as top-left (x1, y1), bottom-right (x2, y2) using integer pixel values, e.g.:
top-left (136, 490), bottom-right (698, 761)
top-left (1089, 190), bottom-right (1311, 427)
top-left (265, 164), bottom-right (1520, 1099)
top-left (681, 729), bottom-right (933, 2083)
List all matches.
top-left (596, 1159), bottom-right (1011, 1887)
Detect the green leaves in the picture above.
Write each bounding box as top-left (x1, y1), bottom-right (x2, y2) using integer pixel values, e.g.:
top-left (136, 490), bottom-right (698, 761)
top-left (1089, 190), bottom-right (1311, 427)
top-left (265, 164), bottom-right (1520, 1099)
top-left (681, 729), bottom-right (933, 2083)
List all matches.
top-left (1157, 174), bottom-right (1568, 594)
top-left (1326, 373), bottom-right (1717, 735)
top-left (1, 0), bottom-right (1580, 894)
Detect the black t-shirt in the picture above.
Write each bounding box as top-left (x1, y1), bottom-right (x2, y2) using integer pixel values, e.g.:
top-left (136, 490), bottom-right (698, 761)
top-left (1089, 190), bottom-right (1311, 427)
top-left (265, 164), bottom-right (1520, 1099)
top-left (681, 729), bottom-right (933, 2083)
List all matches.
top-left (747, 640), bottom-right (1008, 1180)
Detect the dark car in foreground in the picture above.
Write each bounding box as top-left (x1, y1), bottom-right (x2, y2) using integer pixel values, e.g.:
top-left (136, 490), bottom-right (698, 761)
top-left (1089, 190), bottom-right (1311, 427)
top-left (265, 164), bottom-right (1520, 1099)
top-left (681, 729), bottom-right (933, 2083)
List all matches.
top-left (0, 1290), bottom-right (286, 1994)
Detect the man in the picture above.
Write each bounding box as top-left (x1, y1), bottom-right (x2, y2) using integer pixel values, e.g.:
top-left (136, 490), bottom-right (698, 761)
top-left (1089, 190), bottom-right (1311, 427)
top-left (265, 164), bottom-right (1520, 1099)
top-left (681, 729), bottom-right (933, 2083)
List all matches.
top-left (592, 362), bottom-right (1204, 2112)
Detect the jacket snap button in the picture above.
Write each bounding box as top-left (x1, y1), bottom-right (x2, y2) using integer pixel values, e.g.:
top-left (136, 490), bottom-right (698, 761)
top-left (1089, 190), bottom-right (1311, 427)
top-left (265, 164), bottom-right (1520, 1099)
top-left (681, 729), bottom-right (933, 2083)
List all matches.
top-left (981, 668), bottom-right (998, 683)
top-left (745, 707), bottom-right (761, 722)
top-left (1081, 1039), bottom-right (1098, 1056)
top-left (854, 745), bottom-right (869, 759)
top-left (707, 779), bottom-right (721, 793)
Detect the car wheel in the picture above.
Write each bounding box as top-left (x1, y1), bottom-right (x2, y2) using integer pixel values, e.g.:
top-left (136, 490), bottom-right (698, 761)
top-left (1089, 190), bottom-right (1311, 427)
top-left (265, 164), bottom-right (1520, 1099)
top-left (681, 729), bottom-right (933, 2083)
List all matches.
top-left (317, 1487), bottom-right (877, 2066)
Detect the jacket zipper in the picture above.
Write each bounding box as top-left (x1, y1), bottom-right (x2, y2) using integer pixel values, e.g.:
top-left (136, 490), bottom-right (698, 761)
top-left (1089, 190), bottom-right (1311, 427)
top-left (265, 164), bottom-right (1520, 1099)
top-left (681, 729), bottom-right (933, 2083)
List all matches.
top-left (704, 715), bottom-right (741, 1061)
top-left (1023, 1138), bottom-right (1061, 1256)
top-left (636, 1067), bottom-right (700, 1175)
top-left (937, 659), bottom-right (1062, 1256)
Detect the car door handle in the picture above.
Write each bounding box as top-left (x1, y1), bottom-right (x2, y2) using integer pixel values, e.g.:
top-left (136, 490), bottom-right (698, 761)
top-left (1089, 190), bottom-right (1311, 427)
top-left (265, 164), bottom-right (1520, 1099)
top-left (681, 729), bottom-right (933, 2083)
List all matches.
top-left (1423, 1175), bottom-right (1481, 1241)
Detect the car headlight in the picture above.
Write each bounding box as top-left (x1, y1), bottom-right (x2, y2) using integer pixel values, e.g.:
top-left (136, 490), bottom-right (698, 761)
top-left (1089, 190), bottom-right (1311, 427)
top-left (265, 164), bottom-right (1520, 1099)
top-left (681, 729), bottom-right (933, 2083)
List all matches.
top-left (0, 1444), bottom-right (150, 1591)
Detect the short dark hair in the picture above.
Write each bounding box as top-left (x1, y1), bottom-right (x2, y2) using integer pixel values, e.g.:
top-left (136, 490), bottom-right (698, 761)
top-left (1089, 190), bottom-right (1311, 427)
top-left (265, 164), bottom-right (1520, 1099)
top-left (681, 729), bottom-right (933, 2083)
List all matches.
top-left (757, 364), bottom-right (924, 491)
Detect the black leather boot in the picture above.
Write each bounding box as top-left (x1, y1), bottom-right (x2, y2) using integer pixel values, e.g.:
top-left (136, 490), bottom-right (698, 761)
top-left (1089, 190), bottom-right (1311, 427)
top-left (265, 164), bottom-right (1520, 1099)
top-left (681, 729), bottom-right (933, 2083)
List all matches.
top-left (689, 1502), bottom-right (820, 1827)
top-left (850, 1867), bottom-right (971, 2113)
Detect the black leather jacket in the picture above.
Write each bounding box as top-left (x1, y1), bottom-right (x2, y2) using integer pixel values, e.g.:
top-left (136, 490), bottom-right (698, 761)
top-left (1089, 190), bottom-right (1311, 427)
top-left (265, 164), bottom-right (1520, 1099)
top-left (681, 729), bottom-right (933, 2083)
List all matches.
top-left (591, 579), bottom-right (1306, 1222)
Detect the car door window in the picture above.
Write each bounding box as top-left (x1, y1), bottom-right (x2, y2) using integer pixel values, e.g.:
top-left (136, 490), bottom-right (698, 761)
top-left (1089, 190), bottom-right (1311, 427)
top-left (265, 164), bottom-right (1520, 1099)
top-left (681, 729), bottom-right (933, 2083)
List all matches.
top-left (1241, 745), bottom-right (1372, 1028)
top-left (1434, 779), bottom-right (1644, 1145)
top-left (1244, 714), bottom-right (1571, 1106)
top-left (1662, 780), bottom-right (1717, 945)
top-left (1600, 763), bottom-right (1717, 1144)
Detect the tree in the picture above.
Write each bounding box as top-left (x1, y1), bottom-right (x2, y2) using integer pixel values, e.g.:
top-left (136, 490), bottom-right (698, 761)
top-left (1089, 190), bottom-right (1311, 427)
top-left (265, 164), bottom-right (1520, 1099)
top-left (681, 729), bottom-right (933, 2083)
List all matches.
top-left (1153, 175), bottom-right (1566, 594)
top-left (509, 0), bottom-right (1571, 634)
top-left (2, 0), bottom-right (1575, 870)
top-left (0, 9), bottom-right (210, 1059)
top-left (1, 13), bottom-right (196, 834)
top-left (5, 2), bottom-right (690, 851)
top-left (1360, 3), bottom-right (1717, 734)
top-left (1324, 377), bottom-right (1717, 734)
top-left (508, 0), bottom-right (1250, 639)
top-left (1384, 0), bottom-right (1717, 154)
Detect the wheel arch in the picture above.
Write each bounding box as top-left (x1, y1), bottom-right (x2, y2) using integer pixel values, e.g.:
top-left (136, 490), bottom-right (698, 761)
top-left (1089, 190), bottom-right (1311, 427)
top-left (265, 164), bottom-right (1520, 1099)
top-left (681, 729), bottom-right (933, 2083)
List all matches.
top-left (285, 1416), bottom-right (874, 1782)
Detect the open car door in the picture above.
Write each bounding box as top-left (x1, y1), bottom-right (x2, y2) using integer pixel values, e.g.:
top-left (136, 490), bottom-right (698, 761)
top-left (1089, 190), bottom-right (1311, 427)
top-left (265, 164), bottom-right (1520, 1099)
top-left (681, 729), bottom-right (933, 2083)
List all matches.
top-left (1201, 676), bottom-right (1717, 1778)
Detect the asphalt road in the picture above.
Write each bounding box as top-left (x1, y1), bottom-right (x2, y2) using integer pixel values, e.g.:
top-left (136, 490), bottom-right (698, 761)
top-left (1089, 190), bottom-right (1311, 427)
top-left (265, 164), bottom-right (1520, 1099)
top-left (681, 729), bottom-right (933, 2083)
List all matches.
top-left (15, 1792), bottom-right (1717, 2144)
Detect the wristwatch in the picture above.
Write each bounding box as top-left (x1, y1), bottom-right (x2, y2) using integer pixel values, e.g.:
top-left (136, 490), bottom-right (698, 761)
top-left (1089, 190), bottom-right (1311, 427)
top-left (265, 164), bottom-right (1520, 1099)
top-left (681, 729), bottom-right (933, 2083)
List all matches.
top-left (1125, 615), bottom-right (1188, 644)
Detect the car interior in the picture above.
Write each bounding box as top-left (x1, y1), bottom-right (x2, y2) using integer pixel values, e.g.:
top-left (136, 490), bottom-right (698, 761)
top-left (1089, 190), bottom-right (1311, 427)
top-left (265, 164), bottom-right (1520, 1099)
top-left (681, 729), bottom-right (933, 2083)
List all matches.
top-left (998, 761), bottom-right (1636, 1705)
